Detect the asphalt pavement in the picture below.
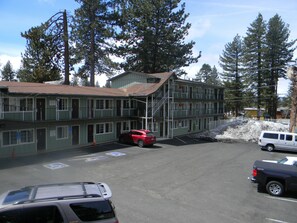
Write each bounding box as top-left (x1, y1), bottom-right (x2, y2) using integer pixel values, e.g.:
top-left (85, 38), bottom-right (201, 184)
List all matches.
top-left (1, 137), bottom-right (297, 223)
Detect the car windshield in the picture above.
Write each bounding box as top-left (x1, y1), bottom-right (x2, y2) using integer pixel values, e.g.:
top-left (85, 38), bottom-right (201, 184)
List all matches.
top-left (277, 158), bottom-right (288, 164)
top-left (3, 188), bottom-right (32, 205)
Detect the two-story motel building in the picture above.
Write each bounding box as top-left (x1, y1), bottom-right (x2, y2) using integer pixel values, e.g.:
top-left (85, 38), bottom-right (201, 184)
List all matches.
top-left (0, 71), bottom-right (224, 157)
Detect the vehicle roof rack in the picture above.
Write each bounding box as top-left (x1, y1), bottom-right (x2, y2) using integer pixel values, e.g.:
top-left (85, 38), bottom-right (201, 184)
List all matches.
top-left (15, 194), bottom-right (101, 204)
top-left (10, 182), bottom-right (112, 205)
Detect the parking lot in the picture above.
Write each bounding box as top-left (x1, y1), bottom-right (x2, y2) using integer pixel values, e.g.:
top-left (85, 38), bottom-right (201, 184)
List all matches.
top-left (1, 136), bottom-right (297, 223)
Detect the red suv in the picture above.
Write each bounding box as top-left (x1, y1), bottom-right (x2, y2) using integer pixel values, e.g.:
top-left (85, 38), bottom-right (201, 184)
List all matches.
top-left (119, 129), bottom-right (156, 147)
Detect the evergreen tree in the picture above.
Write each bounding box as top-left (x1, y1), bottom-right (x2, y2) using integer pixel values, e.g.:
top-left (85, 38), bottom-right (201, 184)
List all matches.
top-left (18, 11), bottom-right (70, 83)
top-left (196, 64), bottom-right (212, 83)
top-left (209, 65), bottom-right (221, 85)
top-left (18, 25), bottom-right (62, 82)
top-left (1, 61), bottom-right (15, 81)
top-left (195, 64), bottom-right (220, 85)
top-left (243, 13), bottom-right (267, 115)
top-left (116, 0), bottom-right (199, 75)
top-left (219, 34), bottom-right (244, 116)
top-left (264, 14), bottom-right (296, 118)
top-left (71, 0), bottom-right (118, 87)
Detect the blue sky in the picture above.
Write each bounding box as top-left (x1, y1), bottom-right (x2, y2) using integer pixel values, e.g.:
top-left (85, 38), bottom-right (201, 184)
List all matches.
top-left (0, 0), bottom-right (296, 95)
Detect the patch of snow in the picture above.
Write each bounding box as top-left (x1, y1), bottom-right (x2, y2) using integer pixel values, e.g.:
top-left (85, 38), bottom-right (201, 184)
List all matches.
top-left (194, 119), bottom-right (289, 143)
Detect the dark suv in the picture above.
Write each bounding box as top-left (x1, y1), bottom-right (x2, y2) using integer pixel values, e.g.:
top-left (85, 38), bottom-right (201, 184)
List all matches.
top-left (0, 182), bottom-right (119, 223)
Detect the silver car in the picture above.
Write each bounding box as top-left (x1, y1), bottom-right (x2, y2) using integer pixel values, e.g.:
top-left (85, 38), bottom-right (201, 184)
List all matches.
top-left (0, 182), bottom-right (119, 223)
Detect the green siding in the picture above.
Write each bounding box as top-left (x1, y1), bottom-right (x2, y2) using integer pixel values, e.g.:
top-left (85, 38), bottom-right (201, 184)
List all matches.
top-left (111, 73), bottom-right (148, 88)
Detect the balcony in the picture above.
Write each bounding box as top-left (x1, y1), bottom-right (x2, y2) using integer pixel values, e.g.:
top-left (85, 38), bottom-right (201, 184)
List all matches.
top-left (1, 107), bottom-right (136, 122)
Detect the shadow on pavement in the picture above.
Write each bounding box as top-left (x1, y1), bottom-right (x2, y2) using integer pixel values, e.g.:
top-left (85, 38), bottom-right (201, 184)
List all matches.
top-left (0, 136), bottom-right (215, 169)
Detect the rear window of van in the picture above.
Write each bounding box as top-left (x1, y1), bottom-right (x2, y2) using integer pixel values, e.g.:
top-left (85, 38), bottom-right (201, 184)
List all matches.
top-left (263, 133), bottom-right (278, 139)
top-left (70, 200), bottom-right (115, 221)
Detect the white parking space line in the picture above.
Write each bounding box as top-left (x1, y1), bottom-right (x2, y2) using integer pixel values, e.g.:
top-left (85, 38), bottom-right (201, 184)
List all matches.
top-left (265, 195), bottom-right (297, 203)
top-left (68, 155), bottom-right (108, 162)
top-left (175, 137), bottom-right (186, 144)
top-left (265, 218), bottom-right (289, 223)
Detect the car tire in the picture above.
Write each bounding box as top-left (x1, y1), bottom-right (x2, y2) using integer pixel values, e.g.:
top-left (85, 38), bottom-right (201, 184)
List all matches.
top-left (266, 144), bottom-right (274, 152)
top-left (138, 140), bottom-right (144, 148)
top-left (266, 181), bottom-right (284, 196)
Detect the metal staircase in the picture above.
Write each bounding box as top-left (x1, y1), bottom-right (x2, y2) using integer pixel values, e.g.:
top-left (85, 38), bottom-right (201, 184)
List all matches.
top-left (149, 91), bottom-right (170, 116)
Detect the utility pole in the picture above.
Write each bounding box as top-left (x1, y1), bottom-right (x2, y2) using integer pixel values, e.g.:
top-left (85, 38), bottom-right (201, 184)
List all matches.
top-left (287, 66), bottom-right (297, 132)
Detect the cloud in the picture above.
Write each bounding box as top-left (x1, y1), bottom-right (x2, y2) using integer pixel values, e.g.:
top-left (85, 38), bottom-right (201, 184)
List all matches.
top-left (0, 54), bottom-right (22, 70)
top-left (187, 18), bottom-right (211, 40)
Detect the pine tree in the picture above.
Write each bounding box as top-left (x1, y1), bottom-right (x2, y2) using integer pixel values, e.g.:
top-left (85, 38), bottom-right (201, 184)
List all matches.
top-left (116, 0), bottom-right (199, 75)
top-left (219, 34), bottom-right (244, 116)
top-left (243, 13), bottom-right (267, 116)
top-left (1, 61), bottom-right (15, 81)
top-left (18, 11), bottom-right (70, 83)
top-left (195, 64), bottom-right (220, 85)
top-left (18, 25), bottom-right (62, 82)
top-left (209, 66), bottom-right (221, 85)
top-left (264, 14), bottom-right (296, 118)
top-left (71, 0), bottom-right (118, 86)
top-left (196, 64), bottom-right (212, 83)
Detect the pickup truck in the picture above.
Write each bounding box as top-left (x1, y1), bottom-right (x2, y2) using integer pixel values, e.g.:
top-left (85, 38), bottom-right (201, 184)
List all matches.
top-left (250, 160), bottom-right (297, 196)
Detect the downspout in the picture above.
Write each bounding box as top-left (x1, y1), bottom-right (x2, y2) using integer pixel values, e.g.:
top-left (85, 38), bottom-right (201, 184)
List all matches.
top-left (151, 94), bottom-right (154, 131)
top-left (168, 81), bottom-right (170, 138)
top-left (145, 97), bottom-right (148, 129)
top-left (171, 78), bottom-right (175, 138)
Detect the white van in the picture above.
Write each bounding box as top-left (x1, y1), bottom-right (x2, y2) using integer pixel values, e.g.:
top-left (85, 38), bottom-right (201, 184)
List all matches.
top-left (258, 130), bottom-right (297, 152)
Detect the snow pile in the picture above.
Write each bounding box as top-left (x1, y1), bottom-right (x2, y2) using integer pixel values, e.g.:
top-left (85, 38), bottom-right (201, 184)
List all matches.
top-left (194, 119), bottom-right (289, 143)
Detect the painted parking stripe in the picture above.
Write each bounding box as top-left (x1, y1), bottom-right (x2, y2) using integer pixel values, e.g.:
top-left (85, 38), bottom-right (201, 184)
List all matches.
top-left (265, 218), bottom-right (289, 223)
top-left (266, 195), bottom-right (297, 203)
top-left (175, 137), bottom-right (186, 144)
top-left (68, 155), bottom-right (108, 162)
top-left (85, 156), bottom-right (108, 162)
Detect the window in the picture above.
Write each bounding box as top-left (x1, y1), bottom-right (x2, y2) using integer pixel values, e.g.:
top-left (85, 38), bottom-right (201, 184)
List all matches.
top-left (123, 121), bottom-right (129, 131)
top-left (3, 97), bottom-right (17, 111)
top-left (3, 188), bottom-right (31, 205)
top-left (263, 133), bottom-right (278, 139)
top-left (57, 126), bottom-right (68, 139)
top-left (105, 100), bottom-right (112, 109)
top-left (0, 206), bottom-right (64, 223)
top-left (20, 129), bottom-right (33, 143)
top-left (3, 97), bottom-right (33, 112)
top-left (123, 100), bottom-right (129, 109)
top-left (180, 120), bottom-right (188, 128)
top-left (3, 98), bottom-right (9, 111)
top-left (3, 131), bottom-right (17, 146)
top-left (105, 123), bottom-right (112, 133)
top-left (96, 123), bottom-right (113, 134)
top-left (130, 121), bottom-right (137, 129)
top-left (70, 200), bottom-right (115, 221)
top-left (57, 98), bottom-right (68, 111)
top-left (96, 100), bottom-right (104, 109)
top-left (286, 134), bottom-right (293, 141)
top-left (96, 123), bottom-right (104, 134)
top-left (130, 100), bottom-right (136, 109)
top-left (20, 98), bottom-right (33, 111)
